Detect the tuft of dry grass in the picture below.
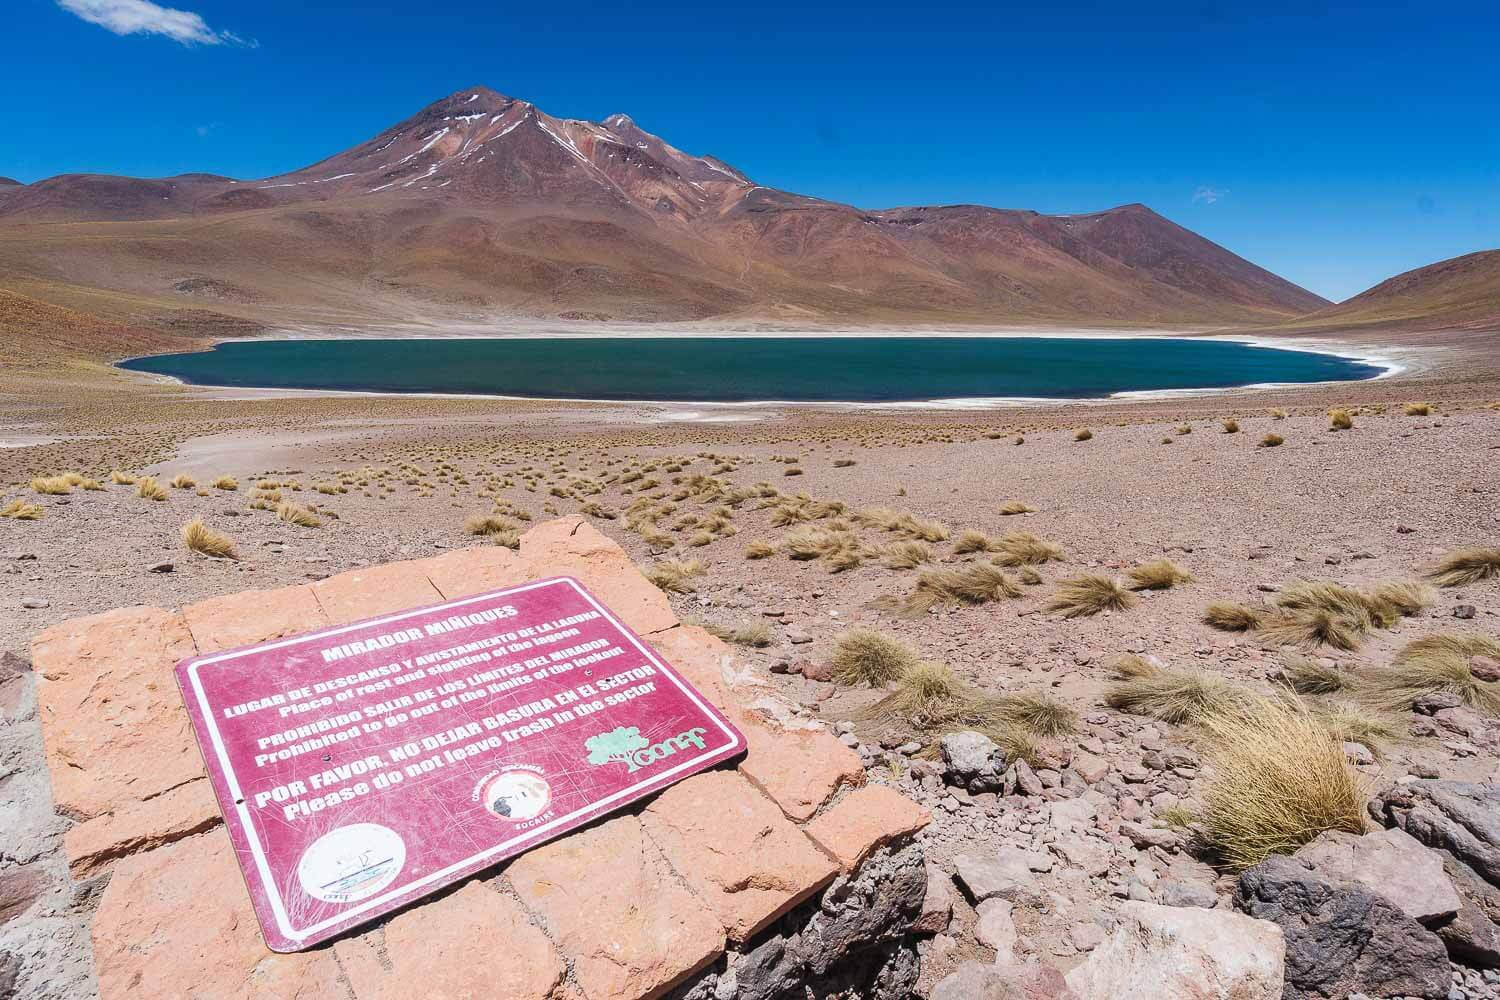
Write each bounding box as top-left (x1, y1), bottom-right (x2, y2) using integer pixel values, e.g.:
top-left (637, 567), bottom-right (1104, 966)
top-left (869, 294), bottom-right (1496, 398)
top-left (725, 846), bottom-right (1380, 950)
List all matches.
top-left (1257, 609), bottom-right (1365, 651)
top-left (878, 540), bottom-right (934, 570)
top-left (1126, 559), bottom-right (1194, 591)
top-left (645, 559), bottom-right (704, 594)
top-left (1426, 548), bottom-right (1500, 588)
top-left (181, 519), bottom-right (237, 559)
top-left (992, 531), bottom-right (1063, 566)
top-left (903, 564), bottom-right (1022, 611)
top-left (1365, 633), bottom-right (1500, 716)
top-left (210, 475), bottom-right (239, 491)
top-left (1105, 655), bottom-right (1250, 723)
top-left (1367, 580), bottom-right (1436, 618)
top-left (1200, 700), bottom-right (1367, 869)
top-left (1045, 574), bottom-right (1137, 618)
top-left (136, 476), bottom-right (168, 501)
top-left (829, 630), bottom-right (920, 687)
top-left (994, 691), bottom-right (1077, 737)
top-left (699, 620), bottom-right (772, 648)
top-left (276, 502), bottom-right (321, 528)
top-left (953, 530), bottom-right (996, 555)
top-left (833, 459), bottom-right (857, 468)
top-left (465, 514), bottom-right (520, 537)
top-left (31, 476), bottom-right (72, 495)
top-left (1403, 402), bottom-right (1432, 416)
top-left (1270, 408), bottom-right (1287, 419)
top-left (1278, 655), bottom-right (1351, 695)
top-left (169, 473), bottom-right (197, 489)
top-left (865, 661), bottom-right (1001, 731)
top-left (1260, 433), bottom-right (1284, 448)
top-left (1221, 418), bottom-right (1240, 434)
top-left (109, 470), bottom-right (137, 485)
top-left (1328, 408), bottom-right (1354, 431)
top-left (998, 501), bottom-right (1034, 516)
top-left (1, 500), bottom-right (43, 520)
top-left (744, 541), bottom-right (776, 560)
top-left (1074, 428), bottom-right (1093, 442)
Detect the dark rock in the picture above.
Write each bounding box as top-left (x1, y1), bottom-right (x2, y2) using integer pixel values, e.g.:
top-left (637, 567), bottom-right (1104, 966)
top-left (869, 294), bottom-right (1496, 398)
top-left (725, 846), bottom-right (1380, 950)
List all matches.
top-left (149, 562), bottom-right (175, 574)
top-left (1453, 604), bottom-right (1477, 620)
top-left (1372, 781), bottom-right (1500, 888)
top-left (1414, 691), bottom-right (1464, 715)
top-left (940, 731), bottom-right (1006, 793)
top-left (1435, 900), bottom-right (1500, 969)
top-left (1234, 854), bottom-right (1451, 1000)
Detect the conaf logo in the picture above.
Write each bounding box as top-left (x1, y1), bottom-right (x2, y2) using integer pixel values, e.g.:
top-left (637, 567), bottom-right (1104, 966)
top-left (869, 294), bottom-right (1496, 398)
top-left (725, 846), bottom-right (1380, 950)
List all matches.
top-left (584, 725), bottom-right (708, 772)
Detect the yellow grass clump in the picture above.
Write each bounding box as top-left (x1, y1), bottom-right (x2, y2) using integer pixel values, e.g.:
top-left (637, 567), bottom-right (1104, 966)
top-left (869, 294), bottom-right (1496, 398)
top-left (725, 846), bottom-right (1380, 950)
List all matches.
top-left (465, 514), bottom-right (520, 537)
top-left (109, 470), bottom-right (137, 485)
top-left (210, 475), bottom-right (239, 491)
top-left (1, 500), bottom-right (43, 520)
top-left (899, 564), bottom-right (1023, 612)
top-left (1074, 428), bottom-right (1093, 442)
top-left (1328, 408), bottom-right (1354, 430)
top-left (1260, 433), bottom-right (1284, 448)
top-left (276, 502), bottom-right (321, 528)
top-left (181, 519), bottom-right (237, 559)
top-left (992, 531), bottom-right (1064, 566)
top-left (953, 530), bottom-right (996, 555)
top-left (1045, 574), bottom-right (1137, 618)
top-left (1426, 548), bottom-right (1500, 588)
top-left (646, 559), bottom-right (704, 594)
top-left (744, 541), bottom-right (776, 559)
top-left (866, 661), bottom-right (998, 731)
top-left (1221, 418), bottom-right (1240, 434)
top-left (994, 691), bottom-right (1077, 737)
top-left (1200, 700), bottom-right (1367, 869)
top-left (1403, 402), bottom-right (1432, 416)
top-left (700, 620), bottom-right (772, 648)
top-left (879, 540), bottom-right (933, 570)
top-left (829, 630), bottom-right (920, 687)
top-left (1105, 655), bottom-right (1250, 723)
top-left (1126, 559), bottom-right (1194, 591)
top-left (31, 476), bottom-right (72, 495)
top-left (998, 501), bottom-right (1034, 516)
top-left (1279, 655), bottom-right (1351, 695)
top-left (1366, 633), bottom-right (1500, 716)
top-left (136, 477), bottom-right (168, 501)
top-left (169, 474), bottom-right (197, 489)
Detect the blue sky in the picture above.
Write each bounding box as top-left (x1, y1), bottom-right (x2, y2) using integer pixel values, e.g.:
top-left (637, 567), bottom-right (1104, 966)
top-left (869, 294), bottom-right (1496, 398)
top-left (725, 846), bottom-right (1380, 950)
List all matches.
top-left (4, 0), bottom-right (1497, 302)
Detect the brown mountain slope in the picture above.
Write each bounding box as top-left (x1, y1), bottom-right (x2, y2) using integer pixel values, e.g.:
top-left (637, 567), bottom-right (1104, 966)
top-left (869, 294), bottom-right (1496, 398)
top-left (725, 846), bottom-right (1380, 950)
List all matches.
top-left (1288, 250), bottom-right (1500, 335)
top-left (0, 86), bottom-right (1329, 343)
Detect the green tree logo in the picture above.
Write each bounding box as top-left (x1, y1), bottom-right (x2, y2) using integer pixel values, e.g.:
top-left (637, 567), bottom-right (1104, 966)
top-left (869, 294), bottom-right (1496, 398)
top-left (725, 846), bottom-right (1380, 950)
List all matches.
top-left (585, 726), bottom-right (649, 771)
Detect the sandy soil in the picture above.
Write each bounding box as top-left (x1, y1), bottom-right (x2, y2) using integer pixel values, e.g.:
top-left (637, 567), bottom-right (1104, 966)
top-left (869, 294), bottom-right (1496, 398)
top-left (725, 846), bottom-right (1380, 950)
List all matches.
top-left (2, 336), bottom-right (1499, 998)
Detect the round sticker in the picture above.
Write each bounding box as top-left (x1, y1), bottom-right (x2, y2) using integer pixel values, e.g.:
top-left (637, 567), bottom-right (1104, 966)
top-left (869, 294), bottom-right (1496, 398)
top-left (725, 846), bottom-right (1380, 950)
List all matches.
top-left (482, 770), bottom-right (552, 822)
top-left (296, 823), bottom-right (406, 905)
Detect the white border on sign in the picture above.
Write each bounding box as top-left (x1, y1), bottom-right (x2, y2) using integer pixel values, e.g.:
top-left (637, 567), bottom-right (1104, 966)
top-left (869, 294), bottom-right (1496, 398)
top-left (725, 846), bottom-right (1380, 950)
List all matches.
top-left (184, 576), bottom-right (741, 944)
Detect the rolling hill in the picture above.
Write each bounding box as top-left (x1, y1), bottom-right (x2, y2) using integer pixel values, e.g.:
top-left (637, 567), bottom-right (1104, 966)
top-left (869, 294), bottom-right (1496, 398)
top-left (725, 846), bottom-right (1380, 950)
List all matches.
top-left (1289, 250), bottom-right (1500, 336)
top-left (0, 85), bottom-right (1341, 357)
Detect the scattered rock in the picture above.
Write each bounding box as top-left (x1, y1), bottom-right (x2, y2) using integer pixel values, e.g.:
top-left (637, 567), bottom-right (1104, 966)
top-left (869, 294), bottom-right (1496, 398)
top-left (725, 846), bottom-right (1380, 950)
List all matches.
top-left (1159, 880), bottom-right (1219, 910)
top-left (1234, 854), bottom-right (1451, 1000)
top-left (148, 562), bottom-right (174, 574)
top-left (1293, 827), bottom-right (1461, 925)
top-left (974, 898), bottom-right (1018, 961)
top-left (785, 628), bottom-right (813, 644)
top-left (954, 852), bottom-right (1044, 907)
top-left (912, 864), bottom-right (954, 935)
top-left (1454, 604), bottom-right (1478, 620)
top-left (1066, 900), bottom-right (1285, 1000)
top-left (1372, 781), bottom-right (1500, 888)
top-left (20, 599), bottom-right (48, 609)
top-left (932, 961), bottom-right (1078, 1000)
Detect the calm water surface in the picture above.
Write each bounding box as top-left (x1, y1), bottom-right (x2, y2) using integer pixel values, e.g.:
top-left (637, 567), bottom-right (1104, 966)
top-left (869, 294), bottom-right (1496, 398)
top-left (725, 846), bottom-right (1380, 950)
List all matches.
top-left (119, 337), bottom-right (1384, 402)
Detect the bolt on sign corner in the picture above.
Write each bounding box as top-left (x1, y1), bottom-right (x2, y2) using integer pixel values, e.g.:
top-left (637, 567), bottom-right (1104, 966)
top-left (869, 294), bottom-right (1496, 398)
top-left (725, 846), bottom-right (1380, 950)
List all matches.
top-left (175, 575), bottom-right (744, 952)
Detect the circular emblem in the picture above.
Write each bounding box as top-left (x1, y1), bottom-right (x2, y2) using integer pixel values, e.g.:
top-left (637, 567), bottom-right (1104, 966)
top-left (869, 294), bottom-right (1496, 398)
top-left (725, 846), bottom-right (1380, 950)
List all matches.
top-left (296, 823), bottom-right (406, 904)
top-left (482, 769), bottom-right (552, 822)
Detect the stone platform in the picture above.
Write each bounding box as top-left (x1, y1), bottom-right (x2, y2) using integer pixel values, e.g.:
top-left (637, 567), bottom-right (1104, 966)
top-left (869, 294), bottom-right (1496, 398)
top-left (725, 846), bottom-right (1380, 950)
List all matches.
top-left (31, 518), bottom-right (930, 1000)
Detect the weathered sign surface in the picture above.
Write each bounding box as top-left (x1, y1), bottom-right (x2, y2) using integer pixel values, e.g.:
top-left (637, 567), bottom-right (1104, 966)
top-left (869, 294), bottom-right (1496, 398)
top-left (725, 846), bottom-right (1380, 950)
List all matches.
top-left (175, 575), bottom-right (744, 952)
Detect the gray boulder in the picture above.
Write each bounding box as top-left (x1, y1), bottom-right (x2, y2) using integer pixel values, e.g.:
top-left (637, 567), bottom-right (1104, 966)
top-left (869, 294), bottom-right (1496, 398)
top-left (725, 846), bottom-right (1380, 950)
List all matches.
top-left (1292, 827), bottom-right (1461, 925)
top-left (1371, 780), bottom-right (1500, 888)
top-left (940, 730), bottom-right (1006, 793)
top-left (1234, 854), bottom-right (1451, 999)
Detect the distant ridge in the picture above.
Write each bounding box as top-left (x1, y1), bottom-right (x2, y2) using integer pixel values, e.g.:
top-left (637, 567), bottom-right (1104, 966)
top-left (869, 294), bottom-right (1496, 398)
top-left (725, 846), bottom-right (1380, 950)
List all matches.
top-left (1288, 250), bottom-right (1500, 335)
top-left (0, 85), bottom-right (1334, 344)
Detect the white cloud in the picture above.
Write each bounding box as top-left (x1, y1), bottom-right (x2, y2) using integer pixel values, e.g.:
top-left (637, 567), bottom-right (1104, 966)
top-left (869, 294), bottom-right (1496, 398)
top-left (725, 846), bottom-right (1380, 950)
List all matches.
top-left (1192, 185), bottom-right (1227, 205)
top-left (56, 0), bottom-right (244, 46)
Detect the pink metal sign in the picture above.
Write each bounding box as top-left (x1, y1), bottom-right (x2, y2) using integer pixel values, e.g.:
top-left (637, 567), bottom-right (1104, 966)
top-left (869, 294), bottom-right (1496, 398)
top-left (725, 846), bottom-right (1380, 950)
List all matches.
top-left (175, 576), bottom-right (744, 952)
